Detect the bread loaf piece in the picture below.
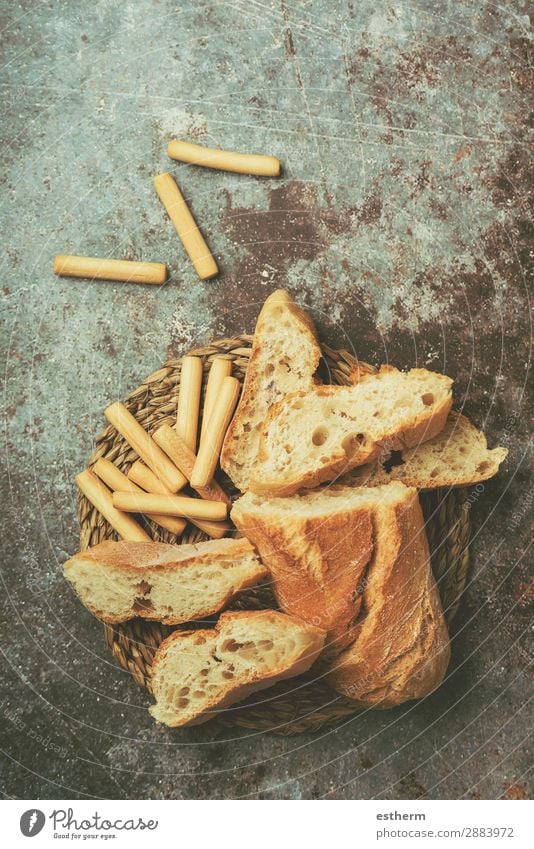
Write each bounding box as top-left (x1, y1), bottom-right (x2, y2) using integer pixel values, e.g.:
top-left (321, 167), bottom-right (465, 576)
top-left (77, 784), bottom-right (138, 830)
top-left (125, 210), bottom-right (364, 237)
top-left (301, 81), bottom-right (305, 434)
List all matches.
top-left (250, 366), bottom-right (453, 496)
top-left (345, 411), bottom-right (507, 489)
top-left (232, 483), bottom-right (418, 650)
top-left (325, 488), bottom-right (450, 708)
top-left (63, 538), bottom-right (267, 624)
top-left (149, 610), bottom-right (326, 726)
top-left (220, 289), bottom-right (322, 492)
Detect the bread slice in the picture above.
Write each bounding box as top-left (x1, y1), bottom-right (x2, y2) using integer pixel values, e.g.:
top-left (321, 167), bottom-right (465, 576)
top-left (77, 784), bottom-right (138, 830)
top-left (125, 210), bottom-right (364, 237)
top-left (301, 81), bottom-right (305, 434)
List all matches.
top-left (325, 487), bottom-right (450, 708)
top-left (220, 289), bottom-right (322, 492)
top-left (148, 610), bottom-right (325, 726)
top-left (344, 411), bottom-right (507, 489)
top-left (63, 538), bottom-right (268, 625)
top-left (232, 483), bottom-right (419, 651)
top-left (249, 366), bottom-right (453, 497)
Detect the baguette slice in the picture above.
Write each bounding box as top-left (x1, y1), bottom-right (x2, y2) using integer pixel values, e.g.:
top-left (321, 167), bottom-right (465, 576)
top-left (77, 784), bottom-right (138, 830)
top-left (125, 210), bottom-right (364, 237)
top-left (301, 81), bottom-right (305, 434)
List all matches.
top-left (326, 487), bottom-right (450, 708)
top-left (149, 610), bottom-right (326, 727)
top-left (345, 411), bottom-right (507, 489)
top-left (63, 538), bottom-right (268, 625)
top-left (250, 366), bottom-right (453, 496)
top-left (220, 289), bottom-right (322, 492)
top-left (233, 483), bottom-right (418, 650)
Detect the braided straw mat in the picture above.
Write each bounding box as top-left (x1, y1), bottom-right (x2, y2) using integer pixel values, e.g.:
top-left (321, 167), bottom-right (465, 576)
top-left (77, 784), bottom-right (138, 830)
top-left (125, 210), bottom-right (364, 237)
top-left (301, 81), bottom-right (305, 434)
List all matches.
top-left (78, 335), bottom-right (470, 735)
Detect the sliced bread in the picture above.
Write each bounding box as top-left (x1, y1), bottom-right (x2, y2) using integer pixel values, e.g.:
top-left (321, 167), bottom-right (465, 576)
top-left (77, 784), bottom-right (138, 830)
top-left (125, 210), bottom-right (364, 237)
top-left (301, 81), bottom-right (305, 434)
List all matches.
top-left (344, 411), bottom-right (508, 489)
top-left (220, 289), bottom-right (322, 492)
top-left (249, 366), bottom-right (453, 496)
top-left (149, 610), bottom-right (326, 726)
top-left (325, 487), bottom-right (450, 708)
top-left (63, 538), bottom-right (268, 625)
top-left (232, 483), bottom-right (417, 650)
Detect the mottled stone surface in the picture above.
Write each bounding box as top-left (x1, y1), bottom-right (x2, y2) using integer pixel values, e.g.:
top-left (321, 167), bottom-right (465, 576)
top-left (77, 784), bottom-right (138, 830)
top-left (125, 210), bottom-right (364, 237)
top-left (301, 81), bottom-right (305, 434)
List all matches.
top-left (1, 0), bottom-right (532, 800)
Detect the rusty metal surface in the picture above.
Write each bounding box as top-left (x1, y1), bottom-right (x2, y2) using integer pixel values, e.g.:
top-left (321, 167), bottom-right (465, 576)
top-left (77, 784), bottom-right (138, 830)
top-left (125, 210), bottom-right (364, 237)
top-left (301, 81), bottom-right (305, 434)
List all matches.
top-left (1, 0), bottom-right (532, 799)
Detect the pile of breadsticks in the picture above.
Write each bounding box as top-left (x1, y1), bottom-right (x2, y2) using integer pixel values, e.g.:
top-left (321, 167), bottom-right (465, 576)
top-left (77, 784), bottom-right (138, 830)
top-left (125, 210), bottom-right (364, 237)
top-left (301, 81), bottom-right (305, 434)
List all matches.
top-left (54, 139), bottom-right (281, 285)
top-left (77, 355), bottom-right (240, 541)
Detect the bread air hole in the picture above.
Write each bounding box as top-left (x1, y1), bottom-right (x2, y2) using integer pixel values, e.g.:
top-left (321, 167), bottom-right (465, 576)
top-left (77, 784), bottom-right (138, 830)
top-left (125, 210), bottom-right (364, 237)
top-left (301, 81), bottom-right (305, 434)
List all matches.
top-left (221, 638), bottom-right (246, 652)
top-left (383, 450), bottom-right (405, 473)
top-left (132, 596), bottom-right (154, 613)
top-left (421, 393), bottom-right (434, 406)
top-left (264, 363), bottom-right (275, 376)
top-left (312, 426), bottom-right (328, 446)
top-left (342, 432), bottom-right (367, 459)
top-left (177, 698), bottom-right (189, 708)
top-left (134, 580), bottom-right (152, 596)
top-left (476, 460), bottom-right (491, 473)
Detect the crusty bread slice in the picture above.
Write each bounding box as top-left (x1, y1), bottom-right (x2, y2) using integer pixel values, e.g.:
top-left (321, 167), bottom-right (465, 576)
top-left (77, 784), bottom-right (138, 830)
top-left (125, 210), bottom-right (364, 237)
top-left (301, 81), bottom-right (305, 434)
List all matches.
top-left (148, 610), bottom-right (325, 727)
top-left (63, 538), bottom-right (267, 625)
top-left (344, 411), bottom-right (507, 489)
top-left (232, 483), bottom-right (415, 651)
top-left (220, 289), bottom-right (322, 493)
top-left (325, 487), bottom-right (450, 708)
top-left (249, 366), bottom-right (453, 497)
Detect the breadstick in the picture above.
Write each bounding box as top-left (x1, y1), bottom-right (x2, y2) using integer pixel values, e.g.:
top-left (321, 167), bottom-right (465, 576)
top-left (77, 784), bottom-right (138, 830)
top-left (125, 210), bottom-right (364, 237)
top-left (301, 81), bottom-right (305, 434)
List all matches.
top-left (167, 140), bottom-right (281, 177)
top-left (128, 460), bottom-right (231, 539)
top-left (76, 469), bottom-right (150, 542)
top-left (128, 459), bottom-right (172, 495)
top-left (54, 255), bottom-right (167, 285)
top-left (104, 402), bottom-right (186, 493)
top-left (186, 518), bottom-right (232, 540)
top-left (153, 172), bottom-right (218, 280)
top-left (93, 458), bottom-right (186, 537)
top-left (113, 491), bottom-right (228, 521)
top-left (177, 356), bottom-right (203, 451)
top-left (153, 424), bottom-right (230, 505)
top-left (190, 376), bottom-right (241, 488)
top-left (200, 357), bottom-right (232, 440)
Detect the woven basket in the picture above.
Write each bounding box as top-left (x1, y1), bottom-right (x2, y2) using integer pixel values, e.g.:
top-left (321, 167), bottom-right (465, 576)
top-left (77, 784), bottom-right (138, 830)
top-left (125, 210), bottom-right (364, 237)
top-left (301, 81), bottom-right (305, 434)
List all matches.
top-left (78, 335), bottom-right (470, 735)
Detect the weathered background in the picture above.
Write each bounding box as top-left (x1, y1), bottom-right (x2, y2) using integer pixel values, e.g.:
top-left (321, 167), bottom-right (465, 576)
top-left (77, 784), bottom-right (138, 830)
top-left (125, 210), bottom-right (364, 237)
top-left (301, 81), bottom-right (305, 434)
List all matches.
top-left (1, 0), bottom-right (532, 799)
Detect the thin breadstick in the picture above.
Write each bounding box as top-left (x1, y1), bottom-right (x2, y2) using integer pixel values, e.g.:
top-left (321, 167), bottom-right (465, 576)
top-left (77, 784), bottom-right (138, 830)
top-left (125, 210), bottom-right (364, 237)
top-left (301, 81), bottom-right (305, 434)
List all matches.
top-left (153, 424), bottom-right (230, 505)
top-left (200, 357), bottom-right (232, 440)
top-left (113, 491), bottom-right (228, 521)
top-left (177, 356), bottom-right (203, 451)
top-left (128, 459), bottom-right (173, 494)
top-left (54, 255), bottom-right (167, 285)
top-left (128, 460), bottom-right (231, 539)
top-left (93, 458), bottom-right (186, 537)
top-left (104, 401), bottom-right (187, 493)
top-left (76, 469), bottom-right (150, 542)
top-left (167, 140), bottom-right (281, 177)
top-left (191, 376), bottom-right (241, 488)
top-left (186, 520), bottom-right (231, 540)
top-left (153, 172), bottom-right (218, 280)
